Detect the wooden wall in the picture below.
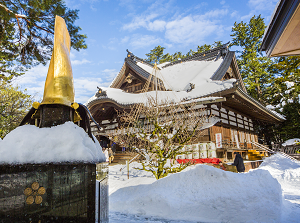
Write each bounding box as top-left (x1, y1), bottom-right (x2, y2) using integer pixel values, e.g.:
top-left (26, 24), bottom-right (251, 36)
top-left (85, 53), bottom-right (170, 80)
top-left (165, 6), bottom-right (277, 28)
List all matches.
top-left (210, 125), bottom-right (258, 143)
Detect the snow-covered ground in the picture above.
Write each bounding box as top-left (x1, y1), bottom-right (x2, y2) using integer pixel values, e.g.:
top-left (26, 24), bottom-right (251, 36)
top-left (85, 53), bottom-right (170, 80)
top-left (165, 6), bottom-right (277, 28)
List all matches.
top-left (1, 123), bottom-right (300, 222)
top-left (109, 155), bottom-right (300, 223)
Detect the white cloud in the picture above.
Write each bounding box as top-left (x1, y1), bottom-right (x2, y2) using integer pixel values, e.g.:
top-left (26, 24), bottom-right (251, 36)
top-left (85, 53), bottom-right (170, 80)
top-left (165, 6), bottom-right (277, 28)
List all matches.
top-left (248, 0), bottom-right (278, 11)
top-left (121, 36), bottom-right (130, 43)
top-left (122, 8), bottom-right (228, 45)
top-left (13, 63), bottom-right (49, 101)
top-left (74, 77), bottom-right (104, 103)
top-left (165, 15), bottom-right (222, 44)
top-left (74, 77), bottom-right (103, 91)
top-left (102, 69), bottom-right (119, 81)
top-left (231, 10), bottom-right (239, 18)
top-left (202, 8), bottom-right (228, 18)
top-left (241, 12), bottom-right (254, 21)
top-left (129, 34), bottom-right (162, 49)
top-left (241, 0), bottom-right (279, 22)
top-left (73, 69), bottom-right (119, 103)
top-left (122, 13), bottom-right (159, 31)
top-left (71, 59), bottom-right (91, 65)
top-left (148, 20), bottom-right (167, 32)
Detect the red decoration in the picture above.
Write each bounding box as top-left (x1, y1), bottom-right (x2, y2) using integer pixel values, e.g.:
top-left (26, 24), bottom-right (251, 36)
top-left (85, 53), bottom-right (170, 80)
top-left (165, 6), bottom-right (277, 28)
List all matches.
top-left (177, 158), bottom-right (220, 165)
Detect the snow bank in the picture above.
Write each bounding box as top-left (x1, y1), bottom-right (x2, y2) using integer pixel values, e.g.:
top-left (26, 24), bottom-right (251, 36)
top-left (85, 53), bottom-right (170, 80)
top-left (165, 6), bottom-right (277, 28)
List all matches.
top-left (258, 154), bottom-right (300, 222)
top-left (110, 164), bottom-right (282, 222)
top-left (282, 138), bottom-right (300, 146)
top-left (0, 122), bottom-right (106, 164)
top-left (258, 154), bottom-right (300, 194)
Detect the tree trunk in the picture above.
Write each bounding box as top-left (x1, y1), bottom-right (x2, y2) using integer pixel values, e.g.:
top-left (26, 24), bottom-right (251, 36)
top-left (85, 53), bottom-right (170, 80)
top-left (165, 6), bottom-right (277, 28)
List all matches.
top-left (255, 77), bottom-right (262, 102)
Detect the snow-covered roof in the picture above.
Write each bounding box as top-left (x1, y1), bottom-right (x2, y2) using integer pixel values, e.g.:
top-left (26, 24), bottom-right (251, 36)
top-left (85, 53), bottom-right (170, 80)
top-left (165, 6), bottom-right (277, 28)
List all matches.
top-left (136, 59), bottom-right (224, 91)
top-left (87, 45), bottom-right (284, 123)
top-left (86, 78), bottom-right (234, 107)
top-left (88, 45), bottom-right (235, 106)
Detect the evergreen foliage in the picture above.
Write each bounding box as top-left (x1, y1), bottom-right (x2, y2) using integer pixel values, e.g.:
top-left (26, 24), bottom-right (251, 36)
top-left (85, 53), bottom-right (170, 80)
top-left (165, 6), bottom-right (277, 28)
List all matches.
top-left (230, 15), bottom-right (273, 104)
top-left (230, 15), bottom-right (300, 141)
top-left (277, 102), bottom-right (300, 140)
top-left (267, 56), bottom-right (300, 106)
top-left (0, 81), bottom-right (33, 138)
top-left (145, 41), bottom-right (223, 64)
top-left (266, 55), bottom-right (300, 141)
top-left (0, 0), bottom-right (87, 81)
top-left (145, 45), bottom-right (166, 64)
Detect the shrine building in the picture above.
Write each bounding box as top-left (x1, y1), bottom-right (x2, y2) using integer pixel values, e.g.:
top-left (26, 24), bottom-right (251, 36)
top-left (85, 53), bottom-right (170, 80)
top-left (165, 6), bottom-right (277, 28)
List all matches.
top-left (86, 44), bottom-right (284, 161)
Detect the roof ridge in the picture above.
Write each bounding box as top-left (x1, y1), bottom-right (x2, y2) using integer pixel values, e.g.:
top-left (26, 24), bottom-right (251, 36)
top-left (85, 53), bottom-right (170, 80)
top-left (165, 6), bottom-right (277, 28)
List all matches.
top-left (125, 42), bottom-right (229, 70)
top-left (161, 42), bottom-right (229, 68)
top-left (126, 49), bottom-right (155, 68)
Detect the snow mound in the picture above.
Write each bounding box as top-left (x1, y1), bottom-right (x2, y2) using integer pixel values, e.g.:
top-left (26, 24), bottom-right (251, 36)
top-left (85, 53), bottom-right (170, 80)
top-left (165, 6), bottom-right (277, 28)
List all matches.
top-left (110, 164), bottom-right (282, 222)
top-left (258, 154), bottom-right (300, 190)
top-left (282, 138), bottom-right (300, 146)
top-left (258, 154), bottom-right (300, 222)
top-left (0, 122), bottom-right (106, 164)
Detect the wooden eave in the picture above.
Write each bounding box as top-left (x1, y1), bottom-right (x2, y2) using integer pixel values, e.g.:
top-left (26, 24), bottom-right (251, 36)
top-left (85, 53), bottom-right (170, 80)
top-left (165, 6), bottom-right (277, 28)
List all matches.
top-left (211, 51), bottom-right (247, 92)
top-left (110, 62), bottom-right (126, 89)
top-left (210, 86), bottom-right (284, 123)
top-left (261, 0), bottom-right (300, 57)
top-left (87, 97), bottom-right (133, 124)
top-left (110, 58), bottom-right (164, 90)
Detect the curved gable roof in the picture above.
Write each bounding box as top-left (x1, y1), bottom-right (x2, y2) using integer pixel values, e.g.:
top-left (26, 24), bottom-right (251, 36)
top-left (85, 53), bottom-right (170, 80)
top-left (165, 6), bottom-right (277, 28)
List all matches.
top-left (111, 44), bottom-right (241, 92)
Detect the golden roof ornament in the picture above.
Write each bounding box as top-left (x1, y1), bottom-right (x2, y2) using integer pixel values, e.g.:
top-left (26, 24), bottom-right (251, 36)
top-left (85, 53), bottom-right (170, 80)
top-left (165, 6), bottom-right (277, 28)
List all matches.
top-left (41, 15), bottom-right (75, 107)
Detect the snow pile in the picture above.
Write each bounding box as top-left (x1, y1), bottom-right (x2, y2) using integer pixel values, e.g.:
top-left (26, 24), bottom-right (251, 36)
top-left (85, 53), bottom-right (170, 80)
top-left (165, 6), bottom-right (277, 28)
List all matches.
top-left (110, 164), bottom-right (282, 222)
top-left (282, 138), bottom-right (300, 146)
top-left (258, 154), bottom-right (300, 195)
top-left (0, 122), bottom-right (106, 164)
top-left (258, 154), bottom-right (300, 222)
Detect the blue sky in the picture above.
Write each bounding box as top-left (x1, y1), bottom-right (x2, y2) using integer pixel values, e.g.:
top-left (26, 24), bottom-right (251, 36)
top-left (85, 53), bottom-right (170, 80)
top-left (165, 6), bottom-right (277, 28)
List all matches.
top-left (14, 0), bottom-right (279, 103)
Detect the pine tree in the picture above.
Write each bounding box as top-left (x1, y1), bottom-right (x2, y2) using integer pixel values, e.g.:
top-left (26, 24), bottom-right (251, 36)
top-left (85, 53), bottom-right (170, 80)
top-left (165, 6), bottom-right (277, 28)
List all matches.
top-left (267, 56), bottom-right (300, 141)
top-left (145, 41), bottom-right (223, 64)
top-left (230, 15), bottom-right (273, 104)
top-left (267, 56), bottom-right (300, 106)
top-left (0, 0), bottom-right (87, 81)
top-left (145, 45), bottom-right (166, 63)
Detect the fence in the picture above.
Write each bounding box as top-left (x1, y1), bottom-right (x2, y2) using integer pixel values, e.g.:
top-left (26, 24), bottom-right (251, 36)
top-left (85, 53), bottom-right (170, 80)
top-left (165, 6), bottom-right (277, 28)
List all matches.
top-left (272, 143), bottom-right (300, 159)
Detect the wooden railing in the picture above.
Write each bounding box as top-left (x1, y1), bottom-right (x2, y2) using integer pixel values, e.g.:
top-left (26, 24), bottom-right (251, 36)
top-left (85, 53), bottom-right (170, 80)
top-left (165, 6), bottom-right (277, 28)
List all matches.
top-left (252, 141), bottom-right (298, 161)
top-left (271, 143), bottom-right (300, 159)
top-left (221, 139), bottom-right (253, 150)
top-left (221, 140), bottom-right (299, 161)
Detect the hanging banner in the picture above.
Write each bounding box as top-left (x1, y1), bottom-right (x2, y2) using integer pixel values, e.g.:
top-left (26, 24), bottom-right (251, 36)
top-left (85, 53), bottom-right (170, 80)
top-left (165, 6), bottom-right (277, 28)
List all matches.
top-left (215, 133), bottom-right (222, 148)
top-left (235, 134), bottom-right (240, 148)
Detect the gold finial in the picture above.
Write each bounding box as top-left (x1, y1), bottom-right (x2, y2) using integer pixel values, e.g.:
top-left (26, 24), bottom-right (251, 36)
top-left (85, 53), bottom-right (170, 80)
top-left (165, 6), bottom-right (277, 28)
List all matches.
top-left (41, 15), bottom-right (75, 107)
